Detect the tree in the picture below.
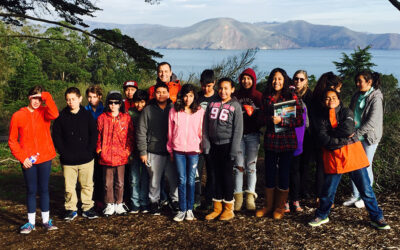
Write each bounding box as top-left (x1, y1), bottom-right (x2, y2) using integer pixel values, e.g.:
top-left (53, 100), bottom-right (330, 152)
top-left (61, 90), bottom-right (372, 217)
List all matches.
top-left (388, 0), bottom-right (400, 11)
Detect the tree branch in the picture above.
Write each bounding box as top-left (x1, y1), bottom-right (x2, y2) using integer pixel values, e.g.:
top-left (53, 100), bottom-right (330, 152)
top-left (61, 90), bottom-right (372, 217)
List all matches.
top-left (388, 0), bottom-right (400, 11)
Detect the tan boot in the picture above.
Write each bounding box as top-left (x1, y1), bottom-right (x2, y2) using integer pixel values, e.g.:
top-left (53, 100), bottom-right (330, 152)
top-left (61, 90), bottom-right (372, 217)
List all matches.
top-left (255, 188), bottom-right (274, 217)
top-left (219, 200), bottom-right (234, 221)
top-left (233, 192), bottom-right (243, 211)
top-left (205, 200), bottom-right (223, 220)
top-left (245, 191), bottom-right (257, 211)
top-left (273, 188), bottom-right (289, 220)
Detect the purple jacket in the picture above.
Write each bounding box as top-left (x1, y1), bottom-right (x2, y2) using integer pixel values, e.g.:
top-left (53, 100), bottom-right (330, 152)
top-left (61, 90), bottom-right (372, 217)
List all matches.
top-left (294, 106), bottom-right (308, 156)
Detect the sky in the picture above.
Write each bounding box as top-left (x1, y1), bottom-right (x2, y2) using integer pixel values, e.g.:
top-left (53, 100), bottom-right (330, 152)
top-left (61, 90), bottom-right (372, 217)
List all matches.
top-left (81, 0), bottom-right (400, 34)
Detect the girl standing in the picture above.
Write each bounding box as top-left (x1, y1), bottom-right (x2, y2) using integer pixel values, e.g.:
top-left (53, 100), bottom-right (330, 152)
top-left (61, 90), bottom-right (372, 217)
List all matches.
top-left (9, 86), bottom-right (59, 233)
top-left (167, 84), bottom-right (205, 222)
top-left (97, 91), bottom-right (134, 216)
top-left (203, 78), bottom-right (243, 221)
top-left (256, 68), bottom-right (303, 219)
top-left (343, 71), bottom-right (384, 208)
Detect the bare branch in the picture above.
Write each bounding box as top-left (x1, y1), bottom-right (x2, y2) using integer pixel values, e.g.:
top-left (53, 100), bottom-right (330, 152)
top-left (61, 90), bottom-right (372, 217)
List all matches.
top-left (388, 0), bottom-right (400, 11)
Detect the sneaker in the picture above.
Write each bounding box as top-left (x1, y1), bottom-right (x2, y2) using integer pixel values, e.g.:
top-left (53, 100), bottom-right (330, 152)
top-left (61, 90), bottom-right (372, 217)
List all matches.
top-left (371, 219), bottom-right (391, 230)
top-left (173, 211), bottom-right (186, 222)
top-left (115, 203), bottom-right (129, 215)
top-left (82, 207), bottom-right (99, 219)
top-left (20, 222), bottom-right (35, 234)
top-left (170, 201), bottom-right (179, 212)
top-left (43, 219), bottom-right (58, 231)
top-left (284, 202), bottom-right (290, 213)
top-left (63, 210), bottom-right (78, 221)
top-left (141, 206), bottom-right (149, 214)
top-left (185, 210), bottom-right (196, 221)
top-left (129, 206), bottom-right (140, 214)
top-left (160, 199), bottom-right (169, 207)
top-left (343, 196), bottom-right (359, 207)
top-left (354, 199), bottom-right (365, 208)
top-left (150, 202), bottom-right (160, 215)
top-left (103, 203), bottom-right (115, 216)
top-left (308, 217), bottom-right (330, 227)
top-left (293, 201), bottom-right (304, 212)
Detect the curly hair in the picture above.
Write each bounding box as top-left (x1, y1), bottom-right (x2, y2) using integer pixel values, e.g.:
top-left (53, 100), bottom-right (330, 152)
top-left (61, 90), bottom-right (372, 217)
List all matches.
top-left (263, 68), bottom-right (293, 99)
top-left (174, 84), bottom-right (200, 113)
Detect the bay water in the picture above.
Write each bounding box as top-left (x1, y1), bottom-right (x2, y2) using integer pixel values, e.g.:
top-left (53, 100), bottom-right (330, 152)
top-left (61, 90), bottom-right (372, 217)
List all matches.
top-left (155, 49), bottom-right (400, 81)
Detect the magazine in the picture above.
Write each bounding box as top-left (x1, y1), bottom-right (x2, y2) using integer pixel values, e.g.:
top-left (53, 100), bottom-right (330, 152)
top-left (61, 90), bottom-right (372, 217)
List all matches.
top-left (273, 100), bottom-right (296, 133)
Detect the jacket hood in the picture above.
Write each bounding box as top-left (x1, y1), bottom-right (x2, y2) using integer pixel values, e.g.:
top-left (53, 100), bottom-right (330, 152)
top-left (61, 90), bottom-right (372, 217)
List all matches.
top-left (238, 68), bottom-right (257, 91)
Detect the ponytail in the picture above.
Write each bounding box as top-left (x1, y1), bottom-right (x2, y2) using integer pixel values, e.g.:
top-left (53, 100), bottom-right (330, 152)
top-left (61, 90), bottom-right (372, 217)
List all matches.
top-left (371, 72), bottom-right (381, 89)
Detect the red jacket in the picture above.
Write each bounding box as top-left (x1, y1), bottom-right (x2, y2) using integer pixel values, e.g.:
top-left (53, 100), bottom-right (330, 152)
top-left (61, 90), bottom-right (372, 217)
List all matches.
top-left (148, 80), bottom-right (182, 103)
top-left (8, 92), bottom-right (59, 164)
top-left (96, 112), bottom-right (134, 166)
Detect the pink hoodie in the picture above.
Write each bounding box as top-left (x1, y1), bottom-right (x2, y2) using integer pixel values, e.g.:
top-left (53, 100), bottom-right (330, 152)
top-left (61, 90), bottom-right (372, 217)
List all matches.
top-left (167, 107), bottom-right (205, 155)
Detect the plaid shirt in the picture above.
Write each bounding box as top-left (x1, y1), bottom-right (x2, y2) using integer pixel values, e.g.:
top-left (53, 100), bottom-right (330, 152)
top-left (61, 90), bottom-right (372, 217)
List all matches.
top-left (263, 93), bottom-right (304, 152)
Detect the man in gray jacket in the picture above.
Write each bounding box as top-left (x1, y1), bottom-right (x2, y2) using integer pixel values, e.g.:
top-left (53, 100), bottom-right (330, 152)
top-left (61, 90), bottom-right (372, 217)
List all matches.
top-left (137, 82), bottom-right (178, 215)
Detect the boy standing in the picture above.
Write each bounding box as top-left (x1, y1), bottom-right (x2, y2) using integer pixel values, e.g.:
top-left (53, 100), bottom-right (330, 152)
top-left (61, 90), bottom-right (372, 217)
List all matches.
top-left (123, 80), bottom-right (139, 111)
top-left (53, 87), bottom-right (98, 220)
top-left (137, 83), bottom-right (179, 215)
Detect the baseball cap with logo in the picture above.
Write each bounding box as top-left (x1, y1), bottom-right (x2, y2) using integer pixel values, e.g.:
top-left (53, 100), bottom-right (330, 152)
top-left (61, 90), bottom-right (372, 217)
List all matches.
top-left (123, 80), bottom-right (138, 89)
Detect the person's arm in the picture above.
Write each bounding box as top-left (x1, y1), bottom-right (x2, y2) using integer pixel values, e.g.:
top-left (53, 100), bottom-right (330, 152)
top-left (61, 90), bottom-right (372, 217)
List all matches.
top-left (96, 115), bottom-right (104, 154)
top-left (41, 92), bottom-right (59, 120)
top-left (202, 105), bottom-right (211, 155)
top-left (318, 118), bottom-right (348, 150)
top-left (230, 103), bottom-right (244, 159)
top-left (126, 115), bottom-right (134, 154)
top-left (355, 96), bottom-right (383, 139)
top-left (88, 113), bottom-right (98, 153)
top-left (51, 116), bottom-right (66, 156)
top-left (330, 109), bottom-right (355, 138)
top-left (166, 108), bottom-right (175, 157)
top-left (137, 107), bottom-right (149, 160)
top-left (8, 114), bottom-right (28, 164)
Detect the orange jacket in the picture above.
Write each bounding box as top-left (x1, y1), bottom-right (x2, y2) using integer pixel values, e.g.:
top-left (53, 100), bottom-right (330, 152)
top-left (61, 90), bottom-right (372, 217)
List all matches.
top-left (96, 112), bottom-right (134, 166)
top-left (148, 80), bottom-right (182, 103)
top-left (8, 92), bottom-right (59, 164)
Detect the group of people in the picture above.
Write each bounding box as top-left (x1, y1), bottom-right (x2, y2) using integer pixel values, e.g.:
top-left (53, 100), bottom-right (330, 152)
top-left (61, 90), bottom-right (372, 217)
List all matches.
top-left (8, 61), bottom-right (390, 234)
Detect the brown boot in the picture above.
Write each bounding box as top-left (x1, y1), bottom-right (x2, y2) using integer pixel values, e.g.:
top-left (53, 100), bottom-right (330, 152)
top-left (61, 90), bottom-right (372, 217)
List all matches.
top-left (255, 188), bottom-right (275, 217)
top-left (245, 191), bottom-right (257, 211)
top-left (219, 200), bottom-right (234, 221)
top-left (273, 188), bottom-right (289, 220)
top-left (205, 200), bottom-right (223, 220)
top-left (233, 192), bottom-right (243, 211)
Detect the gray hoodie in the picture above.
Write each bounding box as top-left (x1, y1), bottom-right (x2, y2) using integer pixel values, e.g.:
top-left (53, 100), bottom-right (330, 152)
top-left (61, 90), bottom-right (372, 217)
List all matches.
top-left (349, 88), bottom-right (383, 145)
top-left (202, 97), bottom-right (243, 159)
top-left (136, 99), bottom-right (172, 156)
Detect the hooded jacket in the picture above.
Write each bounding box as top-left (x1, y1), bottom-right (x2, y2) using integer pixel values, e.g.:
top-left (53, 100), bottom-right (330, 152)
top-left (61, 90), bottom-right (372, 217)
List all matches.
top-left (9, 92), bottom-right (59, 164)
top-left (52, 106), bottom-right (97, 165)
top-left (234, 68), bottom-right (263, 135)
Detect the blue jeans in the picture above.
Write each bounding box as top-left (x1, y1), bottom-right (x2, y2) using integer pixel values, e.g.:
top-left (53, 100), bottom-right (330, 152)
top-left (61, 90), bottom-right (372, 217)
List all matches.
top-left (130, 158), bottom-right (149, 209)
top-left (264, 151), bottom-right (293, 190)
top-left (22, 160), bottom-right (52, 213)
top-left (234, 133), bottom-right (260, 194)
top-left (174, 153), bottom-right (199, 212)
top-left (316, 167), bottom-right (383, 221)
top-left (351, 141), bottom-right (378, 198)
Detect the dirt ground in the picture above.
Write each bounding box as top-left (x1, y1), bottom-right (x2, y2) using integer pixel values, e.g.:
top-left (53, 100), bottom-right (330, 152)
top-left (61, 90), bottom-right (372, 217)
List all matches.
top-left (0, 160), bottom-right (399, 249)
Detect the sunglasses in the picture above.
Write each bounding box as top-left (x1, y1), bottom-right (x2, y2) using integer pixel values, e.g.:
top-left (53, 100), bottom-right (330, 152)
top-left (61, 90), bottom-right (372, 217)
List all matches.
top-left (294, 77), bottom-right (305, 82)
top-left (108, 101), bottom-right (121, 105)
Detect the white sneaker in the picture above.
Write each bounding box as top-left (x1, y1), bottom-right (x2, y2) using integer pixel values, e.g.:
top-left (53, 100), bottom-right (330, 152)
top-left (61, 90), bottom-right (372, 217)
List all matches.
top-left (343, 196), bottom-right (358, 206)
top-left (185, 210), bottom-right (196, 221)
top-left (354, 199), bottom-right (365, 208)
top-left (115, 203), bottom-right (128, 215)
top-left (103, 203), bottom-right (115, 216)
top-left (173, 211), bottom-right (186, 222)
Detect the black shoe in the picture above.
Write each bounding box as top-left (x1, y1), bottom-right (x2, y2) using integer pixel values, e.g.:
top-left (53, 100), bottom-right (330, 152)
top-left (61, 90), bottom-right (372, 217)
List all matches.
top-left (82, 207), bottom-right (99, 219)
top-left (64, 210), bottom-right (78, 221)
top-left (170, 201), bottom-right (179, 212)
top-left (150, 202), bottom-right (160, 215)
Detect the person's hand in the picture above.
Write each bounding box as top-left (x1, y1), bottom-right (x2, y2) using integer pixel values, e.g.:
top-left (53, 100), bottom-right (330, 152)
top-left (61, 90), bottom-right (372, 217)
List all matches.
top-left (22, 158), bottom-right (33, 169)
top-left (348, 133), bottom-right (355, 138)
top-left (140, 155), bottom-right (148, 166)
top-left (272, 116), bottom-right (282, 125)
top-left (169, 154), bottom-right (174, 162)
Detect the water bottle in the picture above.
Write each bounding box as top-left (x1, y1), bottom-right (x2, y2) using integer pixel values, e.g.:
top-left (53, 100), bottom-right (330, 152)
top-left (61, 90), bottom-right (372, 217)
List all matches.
top-left (29, 153), bottom-right (39, 164)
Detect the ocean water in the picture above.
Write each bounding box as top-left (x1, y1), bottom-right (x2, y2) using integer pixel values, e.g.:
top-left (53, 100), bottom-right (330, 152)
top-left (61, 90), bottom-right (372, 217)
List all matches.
top-left (155, 49), bottom-right (400, 81)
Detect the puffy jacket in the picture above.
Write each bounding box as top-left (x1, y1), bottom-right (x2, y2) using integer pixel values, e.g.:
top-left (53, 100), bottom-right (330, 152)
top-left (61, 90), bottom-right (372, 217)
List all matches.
top-left (96, 112), bottom-right (134, 166)
top-left (317, 105), bottom-right (369, 174)
top-left (148, 80), bottom-right (182, 103)
top-left (9, 92), bottom-right (59, 164)
top-left (167, 107), bottom-right (205, 154)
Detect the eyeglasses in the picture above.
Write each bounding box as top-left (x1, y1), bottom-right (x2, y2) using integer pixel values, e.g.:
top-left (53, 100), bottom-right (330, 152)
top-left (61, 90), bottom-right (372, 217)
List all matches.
top-left (294, 77), bottom-right (305, 82)
top-left (108, 101), bottom-right (121, 105)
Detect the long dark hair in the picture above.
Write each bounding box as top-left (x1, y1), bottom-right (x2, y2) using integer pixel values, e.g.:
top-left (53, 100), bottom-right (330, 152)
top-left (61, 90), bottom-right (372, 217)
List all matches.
top-left (355, 71), bottom-right (381, 89)
top-left (312, 71), bottom-right (342, 105)
top-left (174, 84), bottom-right (200, 113)
top-left (263, 68), bottom-right (293, 99)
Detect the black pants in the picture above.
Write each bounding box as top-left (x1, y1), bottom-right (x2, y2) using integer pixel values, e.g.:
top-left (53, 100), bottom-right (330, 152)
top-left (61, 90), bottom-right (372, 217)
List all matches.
top-left (299, 130), bottom-right (313, 196)
top-left (209, 143), bottom-right (234, 201)
top-left (289, 155), bottom-right (301, 201)
top-left (315, 147), bottom-right (325, 198)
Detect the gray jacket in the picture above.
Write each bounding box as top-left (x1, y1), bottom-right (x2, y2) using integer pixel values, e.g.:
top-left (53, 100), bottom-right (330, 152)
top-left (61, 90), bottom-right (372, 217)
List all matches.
top-left (202, 97), bottom-right (243, 159)
top-left (349, 88), bottom-right (383, 145)
top-left (136, 100), bottom-right (172, 156)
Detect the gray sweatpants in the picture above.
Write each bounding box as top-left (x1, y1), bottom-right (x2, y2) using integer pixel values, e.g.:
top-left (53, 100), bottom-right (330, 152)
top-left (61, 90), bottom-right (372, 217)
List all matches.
top-left (147, 153), bottom-right (178, 203)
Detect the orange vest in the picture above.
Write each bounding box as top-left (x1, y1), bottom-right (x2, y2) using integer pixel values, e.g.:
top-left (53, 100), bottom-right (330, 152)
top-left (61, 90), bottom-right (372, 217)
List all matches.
top-left (148, 80), bottom-right (182, 103)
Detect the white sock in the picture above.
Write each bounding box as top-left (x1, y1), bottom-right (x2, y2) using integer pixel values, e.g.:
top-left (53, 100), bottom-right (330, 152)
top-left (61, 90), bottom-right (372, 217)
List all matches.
top-left (42, 211), bottom-right (49, 224)
top-left (28, 213), bottom-right (36, 225)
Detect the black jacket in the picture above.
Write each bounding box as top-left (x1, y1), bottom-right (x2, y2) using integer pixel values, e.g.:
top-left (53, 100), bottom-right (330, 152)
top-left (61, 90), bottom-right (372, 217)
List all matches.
top-left (52, 106), bottom-right (97, 165)
top-left (317, 104), bottom-right (358, 151)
